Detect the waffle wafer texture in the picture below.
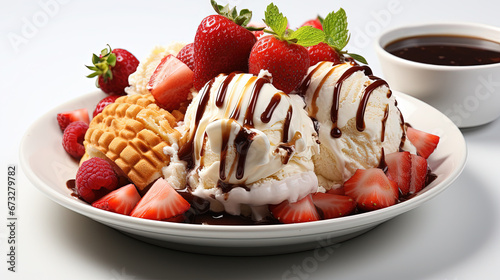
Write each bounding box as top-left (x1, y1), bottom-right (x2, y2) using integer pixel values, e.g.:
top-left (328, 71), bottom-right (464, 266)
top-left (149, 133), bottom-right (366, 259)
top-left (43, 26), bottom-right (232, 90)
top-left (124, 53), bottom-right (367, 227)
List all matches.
top-left (84, 93), bottom-right (184, 191)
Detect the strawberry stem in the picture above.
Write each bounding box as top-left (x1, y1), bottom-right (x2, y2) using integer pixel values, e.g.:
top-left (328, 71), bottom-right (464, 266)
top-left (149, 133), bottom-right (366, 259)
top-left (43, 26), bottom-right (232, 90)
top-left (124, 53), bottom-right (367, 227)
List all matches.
top-left (210, 0), bottom-right (253, 28)
top-left (86, 44), bottom-right (117, 82)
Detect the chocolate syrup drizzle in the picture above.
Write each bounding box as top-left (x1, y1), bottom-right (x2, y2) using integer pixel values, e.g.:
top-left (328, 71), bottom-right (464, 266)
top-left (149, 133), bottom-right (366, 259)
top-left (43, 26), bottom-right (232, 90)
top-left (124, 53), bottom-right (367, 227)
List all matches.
top-left (261, 93), bottom-right (282, 123)
top-left (68, 65), bottom-right (437, 226)
top-left (296, 62), bottom-right (405, 169)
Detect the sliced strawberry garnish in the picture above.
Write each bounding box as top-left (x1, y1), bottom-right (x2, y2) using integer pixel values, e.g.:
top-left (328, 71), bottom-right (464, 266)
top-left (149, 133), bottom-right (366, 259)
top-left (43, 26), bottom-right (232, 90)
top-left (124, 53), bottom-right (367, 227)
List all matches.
top-left (326, 186), bottom-right (345, 196)
top-left (130, 178), bottom-right (190, 221)
top-left (92, 184), bottom-right (141, 215)
top-left (57, 108), bottom-right (89, 131)
top-left (409, 154), bottom-right (428, 195)
top-left (269, 195), bottom-right (319, 224)
top-left (311, 193), bottom-right (356, 219)
top-left (147, 54), bottom-right (193, 112)
top-left (344, 168), bottom-right (399, 212)
top-left (406, 127), bottom-right (440, 159)
top-left (385, 151), bottom-right (412, 196)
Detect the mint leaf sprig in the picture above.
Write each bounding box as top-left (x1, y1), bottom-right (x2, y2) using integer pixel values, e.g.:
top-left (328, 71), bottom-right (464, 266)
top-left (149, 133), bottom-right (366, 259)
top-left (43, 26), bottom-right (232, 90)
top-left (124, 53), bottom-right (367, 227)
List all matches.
top-left (262, 3), bottom-right (324, 47)
top-left (322, 8), bottom-right (367, 64)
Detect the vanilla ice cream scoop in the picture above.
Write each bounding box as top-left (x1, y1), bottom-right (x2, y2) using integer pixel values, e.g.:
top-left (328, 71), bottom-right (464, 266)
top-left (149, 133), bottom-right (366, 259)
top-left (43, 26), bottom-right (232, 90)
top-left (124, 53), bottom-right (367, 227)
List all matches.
top-left (180, 71), bottom-right (319, 219)
top-left (298, 61), bottom-right (409, 189)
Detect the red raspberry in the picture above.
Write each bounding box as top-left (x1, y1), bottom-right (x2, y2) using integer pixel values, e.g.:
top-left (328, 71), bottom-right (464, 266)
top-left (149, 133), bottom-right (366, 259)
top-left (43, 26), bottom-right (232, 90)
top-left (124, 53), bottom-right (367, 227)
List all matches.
top-left (76, 157), bottom-right (118, 203)
top-left (176, 43), bottom-right (195, 71)
top-left (93, 95), bottom-right (120, 118)
top-left (62, 121), bottom-right (89, 159)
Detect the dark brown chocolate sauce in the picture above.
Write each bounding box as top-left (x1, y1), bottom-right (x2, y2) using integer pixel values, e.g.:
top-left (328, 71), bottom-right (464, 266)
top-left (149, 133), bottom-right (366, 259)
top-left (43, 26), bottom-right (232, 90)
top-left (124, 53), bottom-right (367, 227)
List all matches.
top-left (66, 179), bottom-right (79, 198)
top-left (331, 65), bottom-right (372, 138)
top-left (385, 35), bottom-right (500, 66)
top-left (297, 61), bottom-right (328, 96)
top-left (261, 93), bottom-right (282, 123)
top-left (233, 128), bottom-right (256, 180)
top-left (278, 131), bottom-right (301, 164)
top-left (244, 77), bottom-right (271, 128)
top-left (216, 180), bottom-right (250, 194)
top-left (217, 74), bottom-right (274, 185)
top-left (179, 78), bottom-right (216, 168)
top-left (199, 132), bottom-right (208, 168)
top-left (228, 76), bottom-right (255, 120)
top-left (356, 78), bottom-right (389, 132)
top-left (215, 72), bottom-right (238, 107)
top-left (282, 105), bottom-right (293, 143)
top-left (377, 147), bottom-right (388, 172)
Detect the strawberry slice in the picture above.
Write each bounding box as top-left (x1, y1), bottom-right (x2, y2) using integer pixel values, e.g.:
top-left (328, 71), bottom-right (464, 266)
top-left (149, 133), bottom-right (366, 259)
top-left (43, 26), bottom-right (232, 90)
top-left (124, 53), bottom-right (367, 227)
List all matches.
top-left (147, 54), bottom-right (193, 112)
top-left (409, 154), bottom-right (428, 194)
top-left (130, 178), bottom-right (190, 221)
top-left (269, 195), bottom-right (320, 224)
top-left (57, 108), bottom-right (89, 131)
top-left (344, 168), bottom-right (399, 212)
top-left (92, 184), bottom-right (141, 215)
top-left (311, 193), bottom-right (356, 219)
top-left (406, 127), bottom-right (440, 159)
top-left (385, 151), bottom-right (412, 196)
top-left (326, 186), bottom-right (345, 196)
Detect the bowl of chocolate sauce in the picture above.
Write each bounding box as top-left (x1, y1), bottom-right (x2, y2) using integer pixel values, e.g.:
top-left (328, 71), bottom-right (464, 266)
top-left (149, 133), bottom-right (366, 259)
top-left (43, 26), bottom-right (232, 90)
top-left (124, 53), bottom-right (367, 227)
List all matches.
top-left (376, 22), bottom-right (500, 128)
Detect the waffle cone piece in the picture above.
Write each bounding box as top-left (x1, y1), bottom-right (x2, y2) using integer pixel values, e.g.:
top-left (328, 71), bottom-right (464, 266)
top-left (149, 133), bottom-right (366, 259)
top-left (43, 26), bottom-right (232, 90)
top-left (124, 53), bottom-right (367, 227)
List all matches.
top-left (84, 93), bottom-right (184, 192)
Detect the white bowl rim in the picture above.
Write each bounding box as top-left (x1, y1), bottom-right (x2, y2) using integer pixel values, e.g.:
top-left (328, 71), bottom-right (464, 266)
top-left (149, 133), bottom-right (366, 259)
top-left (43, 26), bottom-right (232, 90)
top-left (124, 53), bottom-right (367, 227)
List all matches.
top-left (375, 21), bottom-right (500, 71)
top-left (19, 90), bottom-right (468, 240)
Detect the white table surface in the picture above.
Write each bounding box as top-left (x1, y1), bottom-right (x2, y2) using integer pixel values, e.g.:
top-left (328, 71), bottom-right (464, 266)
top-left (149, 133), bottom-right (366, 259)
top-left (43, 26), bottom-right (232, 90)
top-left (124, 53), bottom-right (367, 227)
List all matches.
top-left (2, 0), bottom-right (500, 279)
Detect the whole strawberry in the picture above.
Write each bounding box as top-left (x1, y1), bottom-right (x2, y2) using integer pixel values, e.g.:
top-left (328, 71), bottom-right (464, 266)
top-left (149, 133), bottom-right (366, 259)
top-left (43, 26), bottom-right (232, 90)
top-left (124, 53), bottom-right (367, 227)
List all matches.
top-left (92, 94), bottom-right (121, 118)
top-left (307, 42), bottom-right (342, 66)
top-left (300, 16), bottom-right (324, 30)
top-left (86, 45), bottom-right (139, 95)
top-left (176, 43), bottom-right (195, 71)
top-left (193, 0), bottom-right (257, 90)
top-left (248, 3), bottom-right (324, 93)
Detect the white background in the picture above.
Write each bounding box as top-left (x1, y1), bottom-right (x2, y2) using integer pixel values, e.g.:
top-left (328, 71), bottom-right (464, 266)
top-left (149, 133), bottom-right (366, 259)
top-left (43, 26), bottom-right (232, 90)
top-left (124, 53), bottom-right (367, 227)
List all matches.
top-left (1, 0), bottom-right (500, 279)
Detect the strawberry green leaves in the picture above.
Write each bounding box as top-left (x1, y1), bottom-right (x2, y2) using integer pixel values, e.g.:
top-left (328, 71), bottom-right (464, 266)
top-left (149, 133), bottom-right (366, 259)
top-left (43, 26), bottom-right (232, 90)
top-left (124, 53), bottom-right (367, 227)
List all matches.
top-left (263, 3), bottom-right (324, 47)
top-left (86, 45), bottom-right (116, 82)
top-left (261, 3), bottom-right (367, 64)
top-left (211, 0), bottom-right (253, 27)
top-left (322, 8), bottom-right (367, 64)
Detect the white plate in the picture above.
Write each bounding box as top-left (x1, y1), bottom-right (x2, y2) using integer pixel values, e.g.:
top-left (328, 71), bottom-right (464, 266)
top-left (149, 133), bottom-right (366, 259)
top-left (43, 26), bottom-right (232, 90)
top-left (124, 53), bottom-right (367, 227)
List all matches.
top-left (20, 90), bottom-right (467, 256)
